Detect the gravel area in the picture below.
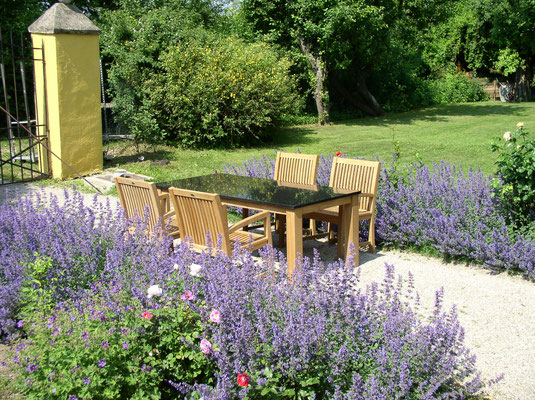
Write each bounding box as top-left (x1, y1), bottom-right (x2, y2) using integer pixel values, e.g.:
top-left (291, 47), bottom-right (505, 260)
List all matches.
top-left (1, 183), bottom-right (534, 400)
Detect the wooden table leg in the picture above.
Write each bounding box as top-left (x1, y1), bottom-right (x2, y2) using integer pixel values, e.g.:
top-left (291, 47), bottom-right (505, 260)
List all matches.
top-left (346, 194), bottom-right (360, 266)
top-left (338, 204), bottom-right (349, 259)
top-left (338, 194), bottom-right (360, 266)
top-left (286, 210), bottom-right (303, 276)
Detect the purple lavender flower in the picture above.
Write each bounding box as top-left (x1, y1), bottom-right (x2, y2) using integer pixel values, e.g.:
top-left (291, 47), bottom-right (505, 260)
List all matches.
top-left (26, 364), bottom-right (37, 373)
top-left (141, 363), bottom-right (152, 372)
top-left (101, 340), bottom-right (109, 349)
top-left (83, 377), bottom-right (90, 385)
top-left (97, 359), bottom-right (106, 368)
top-left (122, 341), bottom-right (129, 350)
top-left (16, 320), bottom-right (24, 328)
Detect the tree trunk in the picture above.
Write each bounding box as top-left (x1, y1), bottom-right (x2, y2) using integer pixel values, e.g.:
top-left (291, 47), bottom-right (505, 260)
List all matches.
top-left (331, 70), bottom-right (383, 117)
top-left (298, 36), bottom-right (330, 125)
top-left (525, 56), bottom-right (533, 101)
top-left (515, 68), bottom-right (528, 102)
top-left (355, 71), bottom-right (383, 116)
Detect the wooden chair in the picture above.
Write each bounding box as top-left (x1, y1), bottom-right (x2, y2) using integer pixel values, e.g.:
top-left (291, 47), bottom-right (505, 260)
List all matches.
top-left (304, 157), bottom-right (381, 252)
top-left (169, 187), bottom-right (272, 256)
top-left (272, 152), bottom-right (320, 246)
top-left (115, 177), bottom-right (179, 238)
top-left (273, 151), bottom-right (319, 185)
top-left (242, 152), bottom-right (320, 247)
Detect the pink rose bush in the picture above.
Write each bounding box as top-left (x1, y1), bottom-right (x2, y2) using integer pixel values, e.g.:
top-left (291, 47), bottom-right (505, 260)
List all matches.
top-left (200, 339), bottom-right (212, 354)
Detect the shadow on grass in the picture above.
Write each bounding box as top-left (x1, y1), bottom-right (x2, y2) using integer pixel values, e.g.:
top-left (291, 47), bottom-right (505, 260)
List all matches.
top-left (103, 147), bottom-right (175, 167)
top-left (253, 125), bottom-right (320, 150)
top-left (335, 102), bottom-right (533, 127)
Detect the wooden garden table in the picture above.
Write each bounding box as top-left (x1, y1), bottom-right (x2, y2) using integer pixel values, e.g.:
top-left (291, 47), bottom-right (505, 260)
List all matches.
top-left (157, 174), bottom-right (361, 275)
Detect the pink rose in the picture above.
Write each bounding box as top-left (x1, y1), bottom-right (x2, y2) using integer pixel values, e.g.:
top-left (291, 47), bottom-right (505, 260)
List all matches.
top-left (180, 291), bottom-right (195, 301)
top-left (210, 310), bottom-right (221, 323)
top-left (200, 339), bottom-right (212, 354)
top-left (142, 311), bottom-right (153, 320)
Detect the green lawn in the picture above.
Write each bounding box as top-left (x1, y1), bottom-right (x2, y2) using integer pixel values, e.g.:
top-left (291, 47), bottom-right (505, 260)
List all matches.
top-left (100, 101), bottom-right (535, 182)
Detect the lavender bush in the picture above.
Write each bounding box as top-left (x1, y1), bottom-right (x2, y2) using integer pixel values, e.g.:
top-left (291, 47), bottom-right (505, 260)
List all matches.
top-left (377, 162), bottom-right (535, 278)
top-left (223, 153), bottom-right (535, 280)
top-left (1, 188), bottom-right (485, 398)
top-left (0, 188), bottom-right (176, 338)
top-left (11, 243), bottom-right (484, 399)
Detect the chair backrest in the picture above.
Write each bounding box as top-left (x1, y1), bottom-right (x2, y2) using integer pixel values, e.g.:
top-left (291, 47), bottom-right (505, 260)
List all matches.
top-left (329, 158), bottom-right (381, 212)
top-left (169, 188), bottom-right (230, 254)
top-left (115, 177), bottom-right (163, 231)
top-left (273, 152), bottom-right (319, 185)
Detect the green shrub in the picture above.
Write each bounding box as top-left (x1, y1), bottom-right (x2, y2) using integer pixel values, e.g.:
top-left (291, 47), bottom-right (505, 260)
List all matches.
top-left (491, 122), bottom-right (535, 225)
top-left (101, 0), bottom-right (300, 148)
top-left (151, 38), bottom-right (301, 147)
top-left (429, 73), bottom-right (487, 104)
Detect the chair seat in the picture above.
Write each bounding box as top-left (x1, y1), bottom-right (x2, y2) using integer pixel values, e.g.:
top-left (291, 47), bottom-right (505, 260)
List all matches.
top-left (163, 215), bottom-right (180, 237)
top-left (230, 230), bottom-right (270, 249)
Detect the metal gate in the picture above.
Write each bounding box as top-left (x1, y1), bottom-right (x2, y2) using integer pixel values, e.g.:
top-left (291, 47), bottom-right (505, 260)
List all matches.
top-left (0, 27), bottom-right (49, 185)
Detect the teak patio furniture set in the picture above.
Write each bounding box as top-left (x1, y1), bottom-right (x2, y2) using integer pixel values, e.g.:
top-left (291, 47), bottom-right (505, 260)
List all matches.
top-left (115, 152), bottom-right (381, 274)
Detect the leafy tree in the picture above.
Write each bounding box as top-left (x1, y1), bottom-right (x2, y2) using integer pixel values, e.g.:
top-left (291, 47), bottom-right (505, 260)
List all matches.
top-left (0, 0), bottom-right (47, 34)
top-left (482, 0), bottom-right (535, 100)
top-left (238, 0), bottom-right (449, 123)
top-left (424, 0), bottom-right (534, 100)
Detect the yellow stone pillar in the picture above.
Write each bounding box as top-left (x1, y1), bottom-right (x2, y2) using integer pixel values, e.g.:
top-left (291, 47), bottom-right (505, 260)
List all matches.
top-left (29, 1), bottom-right (102, 179)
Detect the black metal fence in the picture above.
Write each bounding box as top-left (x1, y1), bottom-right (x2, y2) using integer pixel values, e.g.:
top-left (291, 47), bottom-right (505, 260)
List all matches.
top-left (0, 27), bottom-right (49, 185)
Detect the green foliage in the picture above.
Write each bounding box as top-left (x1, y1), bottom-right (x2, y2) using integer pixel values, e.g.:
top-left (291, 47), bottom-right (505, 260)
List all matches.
top-left (0, 0), bottom-right (45, 33)
top-left (491, 122), bottom-right (535, 221)
top-left (18, 254), bottom-right (57, 317)
top-left (367, 45), bottom-right (436, 112)
top-left (239, 0), bottom-right (450, 117)
top-left (152, 38), bottom-right (300, 147)
top-left (13, 279), bottom-right (214, 399)
top-left (100, 0), bottom-right (300, 147)
top-left (429, 74), bottom-right (487, 104)
top-left (494, 48), bottom-right (525, 77)
top-left (423, 0), bottom-right (534, 96)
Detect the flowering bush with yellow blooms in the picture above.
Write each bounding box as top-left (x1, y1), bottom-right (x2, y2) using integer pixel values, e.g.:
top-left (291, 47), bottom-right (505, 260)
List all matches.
top-left (151, 37), bottom-right (301, 147)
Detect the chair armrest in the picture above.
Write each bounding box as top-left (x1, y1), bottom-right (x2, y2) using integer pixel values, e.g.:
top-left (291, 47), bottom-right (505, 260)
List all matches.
top-left (163, 210), bottom-right (175, 219)
top-left (229, 211), bottom-right (271, 233)
top-left (158, 192), bottom-right (171, 212)
top-left (359, 193), bottom-right (375, 198)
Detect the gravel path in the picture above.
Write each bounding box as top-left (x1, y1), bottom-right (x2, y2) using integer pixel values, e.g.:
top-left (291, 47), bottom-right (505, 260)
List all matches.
top-left (2, 183), bottom-right (534, 400)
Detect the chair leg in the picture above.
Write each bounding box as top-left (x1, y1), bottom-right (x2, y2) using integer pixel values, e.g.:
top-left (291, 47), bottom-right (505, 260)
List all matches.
top-left (327, 222), bottom-right (336, 244)
top-left (368, 217), bottom-right (376, 253)
top-left (309, 219), bottom-right (317, 236)
top-left (242, 208), bottom-right (249, 231)
top-left (277, 214), bottom-right (286, 247)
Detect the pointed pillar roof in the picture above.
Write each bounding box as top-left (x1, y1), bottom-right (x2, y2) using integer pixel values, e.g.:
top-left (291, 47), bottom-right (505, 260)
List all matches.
top-left (28, 2), bottom-right (100, 35)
